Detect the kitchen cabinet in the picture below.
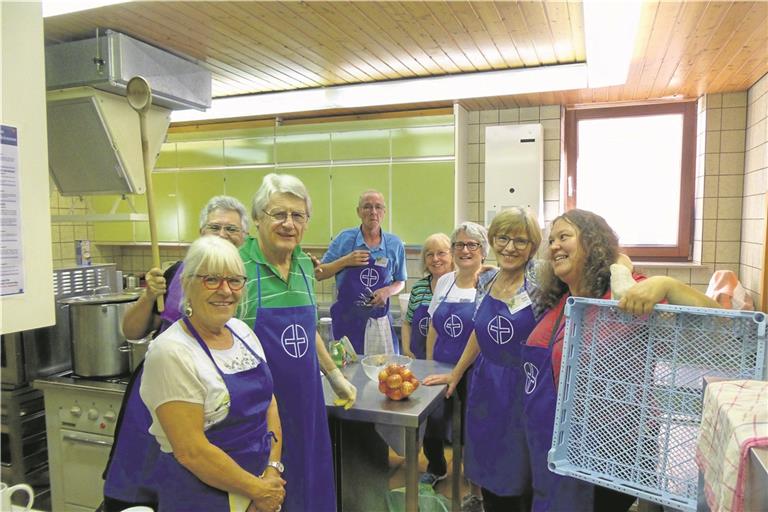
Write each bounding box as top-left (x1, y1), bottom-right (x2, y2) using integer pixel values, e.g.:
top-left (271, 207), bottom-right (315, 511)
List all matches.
top-left (175, 139), bottom-right (224, 169)
top-left (224, 136), bottom-right (274, 166)
top-left (174, 170), bottom-right (225, 241)
top-left (331, 129), bottom-right (390, 160)
top-left (286, 166), bottom-right (332, 245)
top-left (330, 165), bottom-right (390, 236)
top-left (391, 125), bottom-right (454, 158)
top-left (391, 161), bottom-right (455, 244)
top-left (275, 132), bottom-right (330, 163)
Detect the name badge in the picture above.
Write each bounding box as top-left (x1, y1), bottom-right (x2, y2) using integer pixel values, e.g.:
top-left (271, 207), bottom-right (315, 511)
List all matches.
top-left (375, 256), bottom-right (389, 267)
top-left (506, 290), bottom-right (532, 315)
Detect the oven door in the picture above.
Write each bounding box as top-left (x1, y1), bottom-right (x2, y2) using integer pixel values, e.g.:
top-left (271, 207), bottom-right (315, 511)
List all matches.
top-left (59, 429), bottom-right (112, 511)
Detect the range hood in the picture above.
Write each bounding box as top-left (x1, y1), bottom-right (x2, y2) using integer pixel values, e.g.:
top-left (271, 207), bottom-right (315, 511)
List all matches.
top-left (45, 30), bottom-right (211, 197)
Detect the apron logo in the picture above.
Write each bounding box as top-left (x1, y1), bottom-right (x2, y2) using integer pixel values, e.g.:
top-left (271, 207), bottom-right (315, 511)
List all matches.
top-left (418, 316), bottom-right (430, 337)
top-left (359, 267), bottom-right (380, 288)
top-left (523, 362), bottom-right (539, 394)
top-left (443, 314), bottom-right (464, 338)
top-left (487, 315), bottom-right (514, 345)
top-left (281, 324), bottom-right (310, 358)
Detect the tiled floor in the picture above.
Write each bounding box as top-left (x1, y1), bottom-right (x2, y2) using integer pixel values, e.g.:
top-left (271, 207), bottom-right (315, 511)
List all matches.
top-left (387, 446), bottom-right (471, 506)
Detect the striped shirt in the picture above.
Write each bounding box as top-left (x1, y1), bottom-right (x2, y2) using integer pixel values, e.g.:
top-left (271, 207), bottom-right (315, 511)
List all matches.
top-left (405, 274), bottom-right (434, 323)
top-left (238, 236), bottom-right (316, 325)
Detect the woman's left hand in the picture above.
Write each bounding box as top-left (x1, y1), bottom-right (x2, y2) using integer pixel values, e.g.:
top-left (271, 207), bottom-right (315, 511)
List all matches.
top-left (423, 372), bottom-right (459, 398)
top-left (618, 276), bottom-right (672, 315)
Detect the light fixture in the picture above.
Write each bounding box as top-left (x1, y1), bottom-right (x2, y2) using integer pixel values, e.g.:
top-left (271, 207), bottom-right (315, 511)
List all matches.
top-left (171, 64), bottom-right (588, 122)
top-left (42, 0), bottom-right (129, 18)
top-left (582, 0), bottom-right (643, 88)
top-left (170, 1), bottom-right (642, 122)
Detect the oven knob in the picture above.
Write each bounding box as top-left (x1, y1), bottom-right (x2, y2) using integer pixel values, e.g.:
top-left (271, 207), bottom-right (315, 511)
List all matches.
top-left (70, 406), bottom-right (82, 417)
top-left (104, 411), bottom-right (117, 422)
top-left (87, 408), bottom-right (99, 420)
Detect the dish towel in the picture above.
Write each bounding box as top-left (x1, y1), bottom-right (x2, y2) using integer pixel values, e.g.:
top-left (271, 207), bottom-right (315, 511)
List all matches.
top-left (696, 379), bottom-right (768, 512)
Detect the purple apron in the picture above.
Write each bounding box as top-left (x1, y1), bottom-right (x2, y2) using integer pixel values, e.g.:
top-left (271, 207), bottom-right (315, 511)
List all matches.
top-left (253, 264), bottom-right (336, 512)
top-left (409, 303), bottom-right (430, 360)
top-left (431, 279), bottom-right (475, 365)
top-left (521, 305), bottom-right (594, 511)
top-left (159, 262), bottom-right (184, 331)
top-left (102, 363), bottom-right (158, 509)
top-left (330, 256), bottom-right (398, 355)
top-left (464, 279), bottom-right (535, 496)
top-left (155, 317), bottom-right (276, 511)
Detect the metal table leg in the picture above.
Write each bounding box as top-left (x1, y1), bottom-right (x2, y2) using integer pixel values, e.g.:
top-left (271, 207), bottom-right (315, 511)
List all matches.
top-left (405, 426), bottom-right (419, 512)
top-left (452, 392), bottom-right (461, 512)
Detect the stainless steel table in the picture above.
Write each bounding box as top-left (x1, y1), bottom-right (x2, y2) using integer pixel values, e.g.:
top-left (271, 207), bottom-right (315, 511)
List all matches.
top-left (323, 359), bottom-right (461, 512)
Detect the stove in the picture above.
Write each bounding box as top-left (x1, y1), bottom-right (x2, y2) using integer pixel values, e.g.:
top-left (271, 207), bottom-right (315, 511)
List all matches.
top-left (34, 371), bottom-right (129, 512)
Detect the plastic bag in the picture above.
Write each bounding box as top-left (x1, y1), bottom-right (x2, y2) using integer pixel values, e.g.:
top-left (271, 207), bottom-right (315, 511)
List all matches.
top-left (364, 315), bottom-right (395, 355)
top-left (386, 484), bottom-right (450, 512)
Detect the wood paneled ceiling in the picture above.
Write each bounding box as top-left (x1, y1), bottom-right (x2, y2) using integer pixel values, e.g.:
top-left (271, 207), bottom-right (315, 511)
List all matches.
top-left (44, 1), bottom-right (768, 117)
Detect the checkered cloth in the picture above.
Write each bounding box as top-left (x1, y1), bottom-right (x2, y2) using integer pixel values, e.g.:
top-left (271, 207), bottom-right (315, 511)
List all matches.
top-left (696, 380), bottom-right (768, 512)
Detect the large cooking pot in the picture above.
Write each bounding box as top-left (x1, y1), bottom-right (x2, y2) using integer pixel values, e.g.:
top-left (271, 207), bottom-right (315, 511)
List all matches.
top-left (59, 292), bottom-right (140, 377)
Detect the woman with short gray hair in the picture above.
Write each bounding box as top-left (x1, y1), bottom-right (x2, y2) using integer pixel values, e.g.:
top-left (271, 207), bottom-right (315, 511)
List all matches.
top-left (418, 221), bottom-right (488, 494)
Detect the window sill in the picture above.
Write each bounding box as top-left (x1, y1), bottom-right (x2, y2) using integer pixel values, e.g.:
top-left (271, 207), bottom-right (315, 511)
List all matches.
top-left (633, 261), bottom-right (711, 270)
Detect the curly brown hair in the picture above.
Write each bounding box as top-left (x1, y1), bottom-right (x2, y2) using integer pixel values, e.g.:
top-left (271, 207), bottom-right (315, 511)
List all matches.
top-left (533, 209), bottom-right (619, 312)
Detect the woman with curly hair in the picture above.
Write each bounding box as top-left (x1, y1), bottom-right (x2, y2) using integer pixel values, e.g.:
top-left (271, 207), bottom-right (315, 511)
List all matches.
top-left (523, 209), bottom-right (718, 512)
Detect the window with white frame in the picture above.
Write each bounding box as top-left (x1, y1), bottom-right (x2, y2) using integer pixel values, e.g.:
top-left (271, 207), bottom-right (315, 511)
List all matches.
top-left (564, 102), bottom-right (696, 261)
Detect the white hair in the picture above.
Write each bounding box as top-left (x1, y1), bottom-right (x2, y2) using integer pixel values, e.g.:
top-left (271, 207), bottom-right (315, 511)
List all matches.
top-left (251, 173), bottom-right (312, 221)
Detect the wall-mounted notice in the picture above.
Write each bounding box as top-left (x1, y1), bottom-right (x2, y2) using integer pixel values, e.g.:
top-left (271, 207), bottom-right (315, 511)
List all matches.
top-left (1, 124), bottom-right (24, 296)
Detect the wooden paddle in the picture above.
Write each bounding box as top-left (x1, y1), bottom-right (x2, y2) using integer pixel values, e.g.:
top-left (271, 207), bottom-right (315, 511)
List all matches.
top-left (127, 76), bottom-right (164, 312)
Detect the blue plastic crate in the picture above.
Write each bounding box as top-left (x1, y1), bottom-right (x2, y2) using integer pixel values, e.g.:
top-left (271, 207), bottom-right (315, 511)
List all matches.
top-left (548, 298), bottom-right (766, 511)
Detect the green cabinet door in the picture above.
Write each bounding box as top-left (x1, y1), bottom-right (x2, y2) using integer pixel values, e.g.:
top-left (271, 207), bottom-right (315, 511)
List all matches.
top-left (175, 171), bottom-right (225, 242)
top-left (176, 140), bottom-right (225, 169)
top-left (222, 168), bottom-right (273, 238)
top-left (329, 165), bottom-right (390, 237)
top-left (391, 162), bottom-right (455, 244)
top-left (91, 194), bottom-right (141, 242)
top-left (283, 167), bottom-right (331, 245)
top-left (147, 172), bottom-right (179, 243)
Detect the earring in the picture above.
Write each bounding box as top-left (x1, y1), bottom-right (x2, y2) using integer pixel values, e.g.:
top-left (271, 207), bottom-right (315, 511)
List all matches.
top-left (183, 301), bottom-right (193, 317)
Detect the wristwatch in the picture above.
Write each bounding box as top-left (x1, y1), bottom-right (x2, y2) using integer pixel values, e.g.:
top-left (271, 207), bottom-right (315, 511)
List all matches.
top-left (267, 461), bottom-right (285, 474)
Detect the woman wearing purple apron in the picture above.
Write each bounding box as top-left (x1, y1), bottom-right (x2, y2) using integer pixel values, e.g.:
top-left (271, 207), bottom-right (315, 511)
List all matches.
top-left (104, 196), bottom-right (249, 512)
top-left (425, 209), bottom-right (541, 512)
top-left (524, 209), bottom-right (718, 512)
top-left (421, 222), bottom-right (488, 495)
top-left (140, 235), bottom-right (285, 512)
top-left (240, 173), bottom-right (358, 511)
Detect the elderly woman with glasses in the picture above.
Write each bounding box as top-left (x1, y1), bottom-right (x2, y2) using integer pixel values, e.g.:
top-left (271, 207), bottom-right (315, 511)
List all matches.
top-left (104, 195), bottom-right (249, 512)
top-left (238, 173), bottom-right (355, 512)
top-left (418, 222), bottom-right (489, 494)
top-left (137, 235), bottom-right (285, 512)
top-left (400, 233), bottom-right (453, 360)
top-left (425, 208), bottom-right (542, 511)
top-left (122, 195), bottom-right (249, 341)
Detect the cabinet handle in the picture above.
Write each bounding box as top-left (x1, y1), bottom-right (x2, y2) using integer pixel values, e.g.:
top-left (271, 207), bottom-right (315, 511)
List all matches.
top-left (62, 433), bottom-right (113, 447)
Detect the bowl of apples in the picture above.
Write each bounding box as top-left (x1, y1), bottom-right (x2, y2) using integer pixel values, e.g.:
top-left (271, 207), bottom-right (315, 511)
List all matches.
top-left (361, 354), bottom-right (420, 401)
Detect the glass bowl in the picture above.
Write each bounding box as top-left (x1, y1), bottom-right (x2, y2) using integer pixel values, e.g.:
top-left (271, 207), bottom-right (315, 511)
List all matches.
top-left (360, 354), bottom-right (412, 382)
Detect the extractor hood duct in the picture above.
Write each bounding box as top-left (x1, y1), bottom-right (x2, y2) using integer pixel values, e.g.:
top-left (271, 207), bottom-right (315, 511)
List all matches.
top-left (45, 30), bottom-right (211, 196)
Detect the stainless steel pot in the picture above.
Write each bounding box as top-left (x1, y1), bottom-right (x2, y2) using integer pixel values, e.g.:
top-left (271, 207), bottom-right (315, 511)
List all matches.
top-left (119, 337), bottom-right (151, 372)
top-left (59, 292), bottom-right (140, 377)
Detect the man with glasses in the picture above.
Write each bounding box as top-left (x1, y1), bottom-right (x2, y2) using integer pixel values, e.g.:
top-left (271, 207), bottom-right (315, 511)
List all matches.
top-left (317, 190), bottom-right (407, 355)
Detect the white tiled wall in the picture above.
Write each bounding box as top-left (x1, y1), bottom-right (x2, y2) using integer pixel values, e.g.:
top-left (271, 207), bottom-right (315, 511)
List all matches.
top-left (740, 73), bottom-right (768, 307)
top-left (464, 105), bottom-right (562, 225)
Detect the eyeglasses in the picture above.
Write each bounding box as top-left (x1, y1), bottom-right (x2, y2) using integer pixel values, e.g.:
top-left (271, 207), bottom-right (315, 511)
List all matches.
top-left (196, 274), bottom-right (247, 291)
top-left (204, 223), bottom-right (242, 235)
top-left (360, 204), bottom-right (386, 212)
top-left (452, 241), bottom-right (482, 252)
top-left (494, 235), bottom-right (532, 251)
top-left (262, 210), bottom-right (308, 225)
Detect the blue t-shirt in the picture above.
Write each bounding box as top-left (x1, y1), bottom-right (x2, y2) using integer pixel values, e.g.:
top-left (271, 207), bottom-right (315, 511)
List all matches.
top-left (321, 226), bottom-right (407, 293)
